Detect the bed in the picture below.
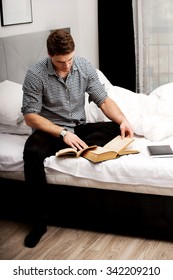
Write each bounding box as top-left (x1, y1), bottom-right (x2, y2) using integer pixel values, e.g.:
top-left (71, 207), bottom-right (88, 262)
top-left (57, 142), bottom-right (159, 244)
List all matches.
top-left (1, 30), bottom-right (173, 239)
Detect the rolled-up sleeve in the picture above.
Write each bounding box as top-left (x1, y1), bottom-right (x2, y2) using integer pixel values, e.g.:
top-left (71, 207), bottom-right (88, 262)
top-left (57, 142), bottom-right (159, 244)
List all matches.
top-left (21, 69), bottom-right (43, 115)
top-left (85, 62), bottom-right (108, 107)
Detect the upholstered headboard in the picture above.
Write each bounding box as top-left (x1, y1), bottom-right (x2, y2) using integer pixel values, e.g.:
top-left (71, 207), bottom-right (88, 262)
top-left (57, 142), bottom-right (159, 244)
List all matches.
top-left (0, 28), bottom-right (71, 84)
top-left (0, 30), bottom-right (50, 84)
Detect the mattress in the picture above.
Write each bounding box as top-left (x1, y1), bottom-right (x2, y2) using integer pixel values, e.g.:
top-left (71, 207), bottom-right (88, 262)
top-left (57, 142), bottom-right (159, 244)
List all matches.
top-left (1, 133), bottom-right (173, 197)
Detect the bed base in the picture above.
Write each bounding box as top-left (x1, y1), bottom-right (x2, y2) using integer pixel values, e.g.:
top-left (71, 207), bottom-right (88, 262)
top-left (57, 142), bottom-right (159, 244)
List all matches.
top-left (1, 178), bottom-right (173, 241)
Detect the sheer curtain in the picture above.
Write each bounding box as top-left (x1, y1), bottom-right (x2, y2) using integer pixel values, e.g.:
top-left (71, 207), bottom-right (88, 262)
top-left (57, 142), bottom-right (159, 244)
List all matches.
top-left (133, 0), bottom-right (173, 94)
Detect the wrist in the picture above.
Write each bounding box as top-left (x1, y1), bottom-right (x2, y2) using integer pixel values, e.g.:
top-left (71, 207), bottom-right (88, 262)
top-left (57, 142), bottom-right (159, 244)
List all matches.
top-left (60, 128), bottom-right (68, 139)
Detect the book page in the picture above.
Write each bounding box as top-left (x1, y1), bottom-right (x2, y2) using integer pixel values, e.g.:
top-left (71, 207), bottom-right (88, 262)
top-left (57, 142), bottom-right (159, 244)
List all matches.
top-left (56, 148), bottom-right (78, 157)
top-left (78, 145), bottom-right (97, 156)
top-left (88, 146), bottom-right (112, 154)
top-left (103, 136), bottom-right (134, 153)
top-left (56, 145), bottom-right (97, 158)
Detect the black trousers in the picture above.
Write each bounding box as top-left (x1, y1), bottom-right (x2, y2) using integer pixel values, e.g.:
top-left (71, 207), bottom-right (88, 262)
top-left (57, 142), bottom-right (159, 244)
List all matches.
top-left (23, 121), bottom-right (120, 222)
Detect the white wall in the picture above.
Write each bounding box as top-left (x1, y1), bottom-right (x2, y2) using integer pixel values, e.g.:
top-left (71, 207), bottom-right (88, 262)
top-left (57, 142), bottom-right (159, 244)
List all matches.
top-left (0, 0), bottom-right (99, 67)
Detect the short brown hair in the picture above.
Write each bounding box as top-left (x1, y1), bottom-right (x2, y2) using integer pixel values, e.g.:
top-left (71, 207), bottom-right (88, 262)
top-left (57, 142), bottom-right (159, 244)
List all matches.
top-left (47, 29), bottom-right (75, 56)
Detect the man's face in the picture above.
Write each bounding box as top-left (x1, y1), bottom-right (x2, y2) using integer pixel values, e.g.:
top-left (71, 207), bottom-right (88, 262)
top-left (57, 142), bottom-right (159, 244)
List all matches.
top-left (50, 51), bottom-right (74, 74)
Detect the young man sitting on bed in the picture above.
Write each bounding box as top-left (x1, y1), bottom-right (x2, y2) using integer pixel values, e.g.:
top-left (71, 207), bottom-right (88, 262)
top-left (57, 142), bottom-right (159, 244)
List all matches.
top-left (21, 29), bottom-right (134, 248)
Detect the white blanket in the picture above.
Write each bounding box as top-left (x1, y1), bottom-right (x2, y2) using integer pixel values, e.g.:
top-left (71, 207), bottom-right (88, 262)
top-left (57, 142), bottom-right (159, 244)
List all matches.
top-left (86, 72), bottom-right (173, 142)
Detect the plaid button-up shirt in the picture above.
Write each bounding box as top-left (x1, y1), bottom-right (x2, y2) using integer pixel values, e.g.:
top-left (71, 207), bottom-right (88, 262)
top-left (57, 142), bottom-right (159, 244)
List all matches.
top-left (22, 56), bottom-right (108, 132)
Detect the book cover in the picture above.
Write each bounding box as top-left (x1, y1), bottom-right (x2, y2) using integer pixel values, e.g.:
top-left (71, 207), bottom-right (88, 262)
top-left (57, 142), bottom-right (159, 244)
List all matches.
top-left (147, 145), bottom-right (173, 158)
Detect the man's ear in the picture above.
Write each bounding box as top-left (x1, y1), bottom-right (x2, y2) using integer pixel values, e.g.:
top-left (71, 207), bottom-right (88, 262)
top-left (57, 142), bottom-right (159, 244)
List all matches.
top-left (48, 52), bottom-right (51, 57)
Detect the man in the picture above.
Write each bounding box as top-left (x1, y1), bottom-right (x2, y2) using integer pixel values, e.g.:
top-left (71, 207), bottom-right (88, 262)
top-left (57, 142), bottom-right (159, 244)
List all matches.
top-left (22, 29), bottom-right (134, 248)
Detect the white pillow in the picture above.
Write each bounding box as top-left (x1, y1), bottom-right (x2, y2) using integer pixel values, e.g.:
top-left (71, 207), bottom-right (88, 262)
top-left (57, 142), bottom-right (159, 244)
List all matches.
top-left (0, 80), bottom-right (24, 126)
top-left (0, 120), bottom-right (32, 135)
top-left (96, 69), bottom-right (113, 91)
top-left (85, 84), bottom-right (141, 125)
top-left (150, 82), bottom-right (173, 118)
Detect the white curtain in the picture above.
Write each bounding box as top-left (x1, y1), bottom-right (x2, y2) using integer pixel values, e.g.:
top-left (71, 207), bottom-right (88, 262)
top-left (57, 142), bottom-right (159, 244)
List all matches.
top-left (133, 0), bottom-right (173, 94)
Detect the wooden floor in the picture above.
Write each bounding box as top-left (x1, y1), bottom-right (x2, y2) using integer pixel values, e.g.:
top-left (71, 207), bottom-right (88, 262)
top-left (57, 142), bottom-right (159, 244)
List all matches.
top-left (0, 219), bottom-right (173, 260)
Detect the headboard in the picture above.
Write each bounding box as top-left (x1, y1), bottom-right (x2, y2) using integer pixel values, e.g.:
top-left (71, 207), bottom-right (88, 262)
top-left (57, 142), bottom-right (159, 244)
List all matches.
top-left (0, 28), bottom-right (70, 84)
top-left (0, 31), bottom-right (50, 84)
top-left (0, 30), bottom-right (50, 84)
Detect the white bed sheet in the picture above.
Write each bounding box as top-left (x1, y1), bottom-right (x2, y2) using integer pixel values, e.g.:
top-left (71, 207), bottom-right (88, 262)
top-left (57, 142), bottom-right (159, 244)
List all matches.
top-left (1, 133), bottom-right (173, 197)
top-left (0, 134), bottom-right (28, 171)
top-left (44, 135), bottom-right (173, 190)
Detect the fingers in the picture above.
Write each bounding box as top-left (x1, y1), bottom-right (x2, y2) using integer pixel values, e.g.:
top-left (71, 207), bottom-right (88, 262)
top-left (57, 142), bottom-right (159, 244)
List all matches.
top-left (120, 122), bottom-right (134, 138)
top-left (64, 131), bottom-right (88, 150)
top-left (71, 141), bottom-right (87, 150)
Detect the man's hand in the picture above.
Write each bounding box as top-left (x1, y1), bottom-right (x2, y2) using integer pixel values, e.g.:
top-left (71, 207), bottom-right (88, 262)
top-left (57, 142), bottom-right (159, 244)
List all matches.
top-left (63, 131), bottom-right (88, 150)
top-left (120, 119), bottom-right (134, 138)
top-left (100, 97), bottom-right (134, 138)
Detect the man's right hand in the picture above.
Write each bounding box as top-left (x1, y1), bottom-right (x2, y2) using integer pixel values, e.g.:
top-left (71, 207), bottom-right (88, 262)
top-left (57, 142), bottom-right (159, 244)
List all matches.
top-left (62, 131), bottom-right (88, 150)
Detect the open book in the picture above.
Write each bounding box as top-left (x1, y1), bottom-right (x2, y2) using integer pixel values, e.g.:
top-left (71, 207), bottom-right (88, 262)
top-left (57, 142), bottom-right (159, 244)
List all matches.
top-left (55, 145), bottom-right (97, 158)
top-left (56, 135), bottom-right (139, 163)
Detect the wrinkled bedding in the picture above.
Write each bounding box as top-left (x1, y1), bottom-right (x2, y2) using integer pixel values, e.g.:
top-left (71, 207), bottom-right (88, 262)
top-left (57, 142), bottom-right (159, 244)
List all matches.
top-left (44, 135), bottom-right (173, 190)
top-left (1, 70), bottom-right (173, 197)
top-left (86, 72), bottom-right (173, 142)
